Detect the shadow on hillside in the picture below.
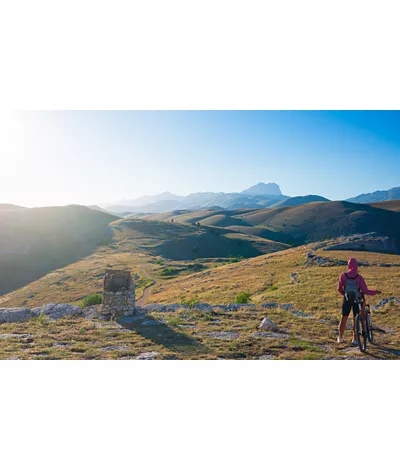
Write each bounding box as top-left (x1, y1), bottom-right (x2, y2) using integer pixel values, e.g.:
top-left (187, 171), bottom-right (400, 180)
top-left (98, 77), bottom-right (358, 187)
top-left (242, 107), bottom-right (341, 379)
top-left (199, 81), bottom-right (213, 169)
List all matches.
top-left (371, 344), bottom-right (400, 358)
top-left (117, 314), bottom-right (209, 355)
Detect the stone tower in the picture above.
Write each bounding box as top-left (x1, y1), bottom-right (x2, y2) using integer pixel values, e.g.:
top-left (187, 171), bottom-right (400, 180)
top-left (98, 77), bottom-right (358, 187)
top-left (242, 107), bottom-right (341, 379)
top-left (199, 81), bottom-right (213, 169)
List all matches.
top-left (102, 269), bottom-right (136, 317)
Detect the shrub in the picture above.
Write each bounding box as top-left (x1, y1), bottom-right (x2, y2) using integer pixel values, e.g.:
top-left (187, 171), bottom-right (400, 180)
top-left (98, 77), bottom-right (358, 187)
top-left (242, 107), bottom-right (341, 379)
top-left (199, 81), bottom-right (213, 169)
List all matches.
top-left (80, 293), bottom-right (102, 309)
top-left (235, 291), bottom-right (251, 304)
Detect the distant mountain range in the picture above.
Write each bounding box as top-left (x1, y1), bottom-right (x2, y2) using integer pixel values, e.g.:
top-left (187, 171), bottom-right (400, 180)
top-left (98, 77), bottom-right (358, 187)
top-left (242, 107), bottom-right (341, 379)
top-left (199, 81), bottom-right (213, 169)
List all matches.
top-left (102, 183), bottom-right (400, 214)
top-left (347, 186), bottom-right (400, 204)
top-left (103, 183), bottom-right (329, 214)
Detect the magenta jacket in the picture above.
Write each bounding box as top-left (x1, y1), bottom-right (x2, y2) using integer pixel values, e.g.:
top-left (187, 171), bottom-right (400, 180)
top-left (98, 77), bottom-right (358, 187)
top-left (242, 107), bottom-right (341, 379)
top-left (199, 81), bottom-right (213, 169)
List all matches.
top-left (337, 258), bottom-right (378, 297)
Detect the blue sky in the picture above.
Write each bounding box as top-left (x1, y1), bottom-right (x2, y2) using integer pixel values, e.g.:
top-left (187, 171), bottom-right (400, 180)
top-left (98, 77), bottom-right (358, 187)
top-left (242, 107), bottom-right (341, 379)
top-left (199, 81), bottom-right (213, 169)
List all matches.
top-left (1, 111), bottom-right (399, 207)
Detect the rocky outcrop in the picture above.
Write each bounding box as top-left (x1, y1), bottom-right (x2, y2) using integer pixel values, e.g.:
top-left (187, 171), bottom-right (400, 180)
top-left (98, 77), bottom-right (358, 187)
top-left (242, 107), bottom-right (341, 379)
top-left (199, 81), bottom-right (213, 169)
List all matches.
top-left (0, 308), bottom-right (33, 324)
top-left (31, 303), bottom-right (83, 319)
top-left (373, 298), bottom-right (400, 311)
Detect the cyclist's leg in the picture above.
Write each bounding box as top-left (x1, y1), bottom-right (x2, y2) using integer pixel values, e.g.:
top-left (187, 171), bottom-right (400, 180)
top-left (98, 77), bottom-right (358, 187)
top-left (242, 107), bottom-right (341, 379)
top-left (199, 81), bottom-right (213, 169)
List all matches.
top-left (352, 301), bottom-right (360, 340)
top-left (339, 315), bottom-right (348, 338)
top-left (339, 300), bottom-right (351, 338)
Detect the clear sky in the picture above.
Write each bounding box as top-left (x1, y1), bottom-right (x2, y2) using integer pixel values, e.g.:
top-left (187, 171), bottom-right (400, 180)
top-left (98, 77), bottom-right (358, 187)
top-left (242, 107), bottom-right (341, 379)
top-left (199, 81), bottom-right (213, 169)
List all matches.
top-left (1, 111), bottom-right (399, 207)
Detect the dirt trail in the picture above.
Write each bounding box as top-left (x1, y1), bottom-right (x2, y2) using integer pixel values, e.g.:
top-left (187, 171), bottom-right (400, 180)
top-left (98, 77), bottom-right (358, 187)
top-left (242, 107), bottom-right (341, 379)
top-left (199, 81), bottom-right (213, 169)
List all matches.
top-left (136, 265), bottom-right (157, 307)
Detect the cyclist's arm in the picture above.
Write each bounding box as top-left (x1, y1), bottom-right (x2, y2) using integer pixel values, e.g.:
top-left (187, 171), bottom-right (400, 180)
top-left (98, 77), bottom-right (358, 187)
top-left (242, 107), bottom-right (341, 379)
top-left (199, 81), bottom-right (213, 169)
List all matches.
top-left (337, 274), bottom-right (345, 295)
top-left (358, 275), bottom-right (379, 296)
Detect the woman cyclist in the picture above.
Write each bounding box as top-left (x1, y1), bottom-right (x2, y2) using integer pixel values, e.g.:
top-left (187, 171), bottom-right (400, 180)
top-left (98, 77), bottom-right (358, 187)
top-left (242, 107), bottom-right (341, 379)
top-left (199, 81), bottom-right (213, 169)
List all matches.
top-left (337, 258), bottom-right (381, 345)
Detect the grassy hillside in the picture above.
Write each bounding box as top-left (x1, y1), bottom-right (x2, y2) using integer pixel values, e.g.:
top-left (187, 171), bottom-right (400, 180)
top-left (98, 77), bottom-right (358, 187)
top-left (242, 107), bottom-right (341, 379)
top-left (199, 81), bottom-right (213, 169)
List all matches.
top-left (0, 205), bottom-right (118, 295)
top-left (271, 195), bottom-right (329, 208)
top-left (0, 204), bottom-right (25, 211)
top-left (0, 216), bottom-right (288, 309)
top-left (369, 200), bottom-right (400, 212)
top-left (1, 240), bottom-right (399, 360)
top-left (236, 201), bottom-right (400, 244)
top-left (114, 218), bottom-right (289, 260)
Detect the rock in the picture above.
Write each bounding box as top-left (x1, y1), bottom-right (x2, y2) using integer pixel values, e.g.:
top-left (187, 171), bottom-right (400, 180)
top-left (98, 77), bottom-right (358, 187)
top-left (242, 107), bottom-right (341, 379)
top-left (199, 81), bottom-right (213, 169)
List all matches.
top-left (236, 303), bottom-right (256, 309)
top-left (252, 331), bottom-right (290, 339)
top-left (262, 303), bottom-right (278, 309)
top-left (0, 333), bottom-right (33, 339)
top-left (165, 304), bottom-right (181, 312)
top-left (142, 303), bottom-right (166, 312)
top-left (279, 304), bottom-right (294, 311)
top-left (205, 332), bottom-right (239, 340)
top-left (258, 354), bottom-right (274, 360)
top-left (83, 305), bottom-right (102, 318)
top-left (31, 303), bottom-right (83, 319)
top-left (292, 309), bottom-right (311, 318)
top-left (213, 305), bottom-right (228, 312)
top-left (0, 308), bottom-right (33, 323)
top-left (192, 303), bottom-right (214, 312)
top-left (52, 342), bottom-right (73, 348)
top-left (259, 317), bottom-right (278, 331)
top-left (227, 304), bottom-right (239, 311)
top-left (102, 345), bottom-right (130, 352)
top-left (290, 273), bottom-right (299, 284)
top-left (373, 297), bottom-right (400, 311)
top-left (134, 351), bottom-right (160, 360)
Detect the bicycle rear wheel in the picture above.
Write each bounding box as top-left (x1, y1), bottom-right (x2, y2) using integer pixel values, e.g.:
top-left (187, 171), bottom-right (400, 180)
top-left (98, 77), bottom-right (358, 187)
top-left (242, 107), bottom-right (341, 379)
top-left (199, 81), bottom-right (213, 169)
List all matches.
top-left (356, 314), bottom-right (367, 352)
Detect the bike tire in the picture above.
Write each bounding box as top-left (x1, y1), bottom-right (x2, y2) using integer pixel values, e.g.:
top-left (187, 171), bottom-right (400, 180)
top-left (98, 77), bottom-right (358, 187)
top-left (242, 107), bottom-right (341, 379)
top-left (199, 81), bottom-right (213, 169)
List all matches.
top-left (367, 313), bottom-right (374, 344)
top-left (356, 314), bottom-right (367, 353)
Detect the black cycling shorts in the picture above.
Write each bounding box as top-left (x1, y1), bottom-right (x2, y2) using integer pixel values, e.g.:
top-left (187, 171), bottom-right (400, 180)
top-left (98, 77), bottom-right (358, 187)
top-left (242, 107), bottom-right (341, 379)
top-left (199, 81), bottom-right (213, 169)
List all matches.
top-left (342, 298), bottom-right (360, 317)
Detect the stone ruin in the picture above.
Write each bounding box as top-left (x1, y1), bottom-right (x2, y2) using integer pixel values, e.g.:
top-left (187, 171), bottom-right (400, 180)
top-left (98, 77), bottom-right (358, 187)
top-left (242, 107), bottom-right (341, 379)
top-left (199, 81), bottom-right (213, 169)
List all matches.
top-left (102, 269), bottom-right (136, 317)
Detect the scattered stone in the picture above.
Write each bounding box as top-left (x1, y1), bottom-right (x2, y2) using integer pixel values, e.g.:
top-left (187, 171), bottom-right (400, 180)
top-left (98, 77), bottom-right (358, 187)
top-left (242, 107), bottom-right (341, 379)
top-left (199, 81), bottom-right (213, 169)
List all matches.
top-left (259, 317), bottom-right (278, 331)
top-left (0, 333), bottom-right (33, 339)
top-left (102, 345), bottom-right (130, 352)
top-left (205, 332), bottom-right (239, 340)
top-left (290, 273), bottom-right (300, 284)
top-left (292, 309), bottom-right (311, 318)
top-left (31, 303), bottom-right (83, 320)
top-left (142, 304), bottom-right (166, 312)
top-left (53, 342), bottom-right (73, 349)
top-left (373, 298), bottom-right (400, 311)
top-left (192, 303), bottom-right (213, 312)
top-left (262, 303), bottom-right (278, 309)
top-left (252, 331), bottom-right (290, 339)
top-left (258, 354), bottom-right (274, 360)
top-left (0, 308), bottom-right (32, 324)
top-left (165, 304), bottom-right (181, 312)
top-left (83, 305), bottom-right (102, 318)
top-left (280, 304), bottom-right (294, 311)
top-left (134, 351), bottom-right (161, 360)
top-left (213, 305), bottom-right (228, 312)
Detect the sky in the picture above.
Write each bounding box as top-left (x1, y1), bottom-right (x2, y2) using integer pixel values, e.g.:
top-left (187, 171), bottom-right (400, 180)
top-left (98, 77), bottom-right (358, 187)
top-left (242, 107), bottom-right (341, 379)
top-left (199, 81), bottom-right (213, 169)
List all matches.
top-left (0, 110), bottom-right (399, 207)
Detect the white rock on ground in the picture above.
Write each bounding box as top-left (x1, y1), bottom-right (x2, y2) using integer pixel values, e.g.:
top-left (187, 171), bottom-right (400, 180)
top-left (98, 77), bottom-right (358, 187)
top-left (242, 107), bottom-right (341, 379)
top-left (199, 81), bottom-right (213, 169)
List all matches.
top-left (31, 303), bottom-right (83, 320)
top-left (0, 308), bottom-right (33, 323)
top-left (259, 318), bottom-right (278, 331)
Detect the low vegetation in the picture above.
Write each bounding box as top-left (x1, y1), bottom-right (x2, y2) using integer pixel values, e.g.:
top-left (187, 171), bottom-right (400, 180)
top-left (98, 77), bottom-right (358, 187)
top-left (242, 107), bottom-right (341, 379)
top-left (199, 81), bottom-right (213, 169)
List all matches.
top-left (80, 294), bottom-right (103, 309)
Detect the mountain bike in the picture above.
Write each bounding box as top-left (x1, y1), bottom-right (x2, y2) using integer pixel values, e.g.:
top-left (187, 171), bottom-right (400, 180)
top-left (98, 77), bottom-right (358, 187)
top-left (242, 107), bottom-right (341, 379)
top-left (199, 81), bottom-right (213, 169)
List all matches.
top-left (355, 297), bottom-right (374, 353)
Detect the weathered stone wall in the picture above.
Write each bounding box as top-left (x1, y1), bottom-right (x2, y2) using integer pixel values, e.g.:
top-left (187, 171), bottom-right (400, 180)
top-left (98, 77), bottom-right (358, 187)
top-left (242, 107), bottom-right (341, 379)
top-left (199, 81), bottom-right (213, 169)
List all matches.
top-left (102, 269), bottom-right (136, 317)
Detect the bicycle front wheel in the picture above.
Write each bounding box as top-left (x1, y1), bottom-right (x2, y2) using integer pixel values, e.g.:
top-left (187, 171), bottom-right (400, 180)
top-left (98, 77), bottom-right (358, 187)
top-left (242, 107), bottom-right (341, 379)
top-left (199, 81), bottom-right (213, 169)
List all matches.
top-left (356, 314), bottom-right (367, 353)
top-left (367, 313), bottom-right (374, 344)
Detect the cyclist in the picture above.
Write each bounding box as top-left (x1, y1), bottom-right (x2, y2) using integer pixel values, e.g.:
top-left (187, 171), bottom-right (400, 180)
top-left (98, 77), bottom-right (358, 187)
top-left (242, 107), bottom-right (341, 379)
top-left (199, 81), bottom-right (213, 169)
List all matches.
top-left (337, 258), bottom-right (381, 345)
